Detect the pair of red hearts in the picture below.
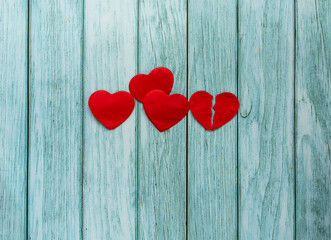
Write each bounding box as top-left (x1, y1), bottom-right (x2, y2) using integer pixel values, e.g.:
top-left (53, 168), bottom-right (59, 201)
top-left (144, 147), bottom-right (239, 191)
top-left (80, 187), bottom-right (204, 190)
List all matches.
top-left (89, 67), bottom-right (239, 132)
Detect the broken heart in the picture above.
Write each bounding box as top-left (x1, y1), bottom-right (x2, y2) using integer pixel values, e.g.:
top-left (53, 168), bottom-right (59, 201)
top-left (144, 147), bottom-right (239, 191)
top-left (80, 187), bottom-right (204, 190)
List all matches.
top-left (189, 91), bottom-right (239, 130)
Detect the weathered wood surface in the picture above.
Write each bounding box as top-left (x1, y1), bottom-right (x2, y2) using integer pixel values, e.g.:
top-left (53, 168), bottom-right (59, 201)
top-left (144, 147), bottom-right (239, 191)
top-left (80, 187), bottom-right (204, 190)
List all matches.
top-left (187, 0), bottom-right (237, 239)
top-left (238, 0), bottom-right (295, 239)
top-left (1, 0), bottom-right (331, 239)
top-left (138, 0), bottom-right (187, 238)
top-left (28, 0), bottom-right (83, 239)
top-left (0, 0), bottom-right (27, 239)
top-left (83, 0), bottom-right (137, 239)
top-left (296, 0), bottom-right (331, 239)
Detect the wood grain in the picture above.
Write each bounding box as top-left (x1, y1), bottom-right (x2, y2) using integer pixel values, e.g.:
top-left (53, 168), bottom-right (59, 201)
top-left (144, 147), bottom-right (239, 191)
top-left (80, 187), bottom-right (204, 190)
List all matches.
top-left (83, 0), bottom-right (137, 239)
top-left (2, 1), bottom-right (331, 239)
top-left (238, 0), bottom-right (295, 239)
top-left (28, 0), bottom-right (83, 239)
top-left (296, 0), bottom-right (331, 239)
top-left (187, 0), bottom-right (237, 239)
top-left (138, 0), bottom-right (187, 238)
top-left (0, 0), bottom-right (27, 239)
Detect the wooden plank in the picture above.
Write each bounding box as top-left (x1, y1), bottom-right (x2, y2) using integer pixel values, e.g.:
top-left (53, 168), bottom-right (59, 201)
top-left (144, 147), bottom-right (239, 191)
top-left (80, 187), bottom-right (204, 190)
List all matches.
top-left (83, 0), bottom-right (137, 239)
top-left (187, 0), bottom-right (237, 239)
top-left (28, 0), bottom-right (83, 239)
top-left (0, 0), bottom-right (27, 239)
top-left (238, 0), bottom-right (295, 239)
top-left (138, 0), bottom-right (187, 238)
top-left (296, 0), bottom-right (331, 238)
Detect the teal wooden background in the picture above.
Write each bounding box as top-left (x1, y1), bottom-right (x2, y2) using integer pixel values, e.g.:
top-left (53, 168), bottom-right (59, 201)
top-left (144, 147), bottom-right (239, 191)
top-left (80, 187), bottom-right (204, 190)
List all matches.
top-left (0, 0), bottom-right (330, 239)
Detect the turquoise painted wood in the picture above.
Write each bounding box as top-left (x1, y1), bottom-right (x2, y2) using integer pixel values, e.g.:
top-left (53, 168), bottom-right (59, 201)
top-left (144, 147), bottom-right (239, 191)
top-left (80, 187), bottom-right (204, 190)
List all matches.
top-left (187, 0), bottom-right (237, 239)
top-left (138, 0), bottom-right (187, 238)
top-left (83, 0), bottom-right (137, 239)
top-left (28, 0), bottom-right (83, 239)
top-left (238, 0), bottom-right (295, 239)
top-left (296, 0), bottom-right (331, 239)
top-left (1, 0), bottom-right (331, 239)
top-left (0, 0), bottom-right (27, 239)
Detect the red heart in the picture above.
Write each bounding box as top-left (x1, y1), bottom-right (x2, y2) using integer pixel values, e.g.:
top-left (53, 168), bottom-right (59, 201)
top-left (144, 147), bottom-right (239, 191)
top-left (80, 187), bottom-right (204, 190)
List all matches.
top-left (88, 90), bottom-right (135, 129)
top-left (143, 90), bottom-right (189, 132)
top-left (129, 67), bottom-right (174, 102)
top-left (189, 91), bottom-right (239, 130)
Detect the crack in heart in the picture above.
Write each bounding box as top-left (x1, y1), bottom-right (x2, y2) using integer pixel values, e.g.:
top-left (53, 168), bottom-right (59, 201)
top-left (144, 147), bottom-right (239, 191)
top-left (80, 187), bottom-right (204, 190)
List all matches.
top-left (189, 91), bottom-right (239, 130)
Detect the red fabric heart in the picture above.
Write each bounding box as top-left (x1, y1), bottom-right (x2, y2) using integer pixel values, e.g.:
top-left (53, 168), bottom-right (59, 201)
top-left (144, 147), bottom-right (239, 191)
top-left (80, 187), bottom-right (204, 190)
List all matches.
top-left (129, 67), bottom-right (174, 102)
top-left (143, 90), bottom-right (189, 132)
top-left (189, 91), bottom-right (239, 130)
top-left (88, 90), bottom-right (135, 129)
